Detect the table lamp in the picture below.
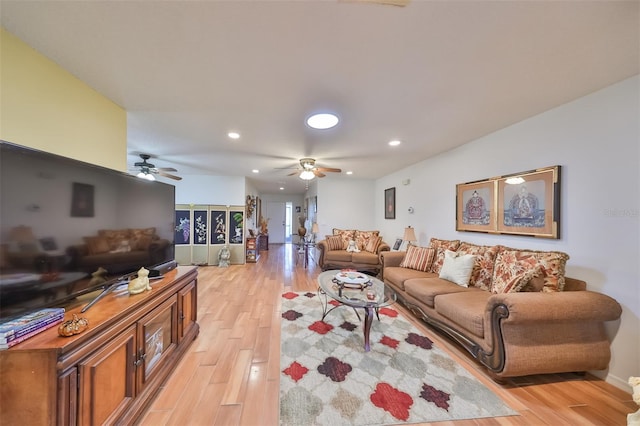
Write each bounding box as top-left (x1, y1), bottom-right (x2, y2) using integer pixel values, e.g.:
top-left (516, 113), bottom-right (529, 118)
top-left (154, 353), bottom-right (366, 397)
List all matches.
top-left (403, 226), bottom-right (417, 249)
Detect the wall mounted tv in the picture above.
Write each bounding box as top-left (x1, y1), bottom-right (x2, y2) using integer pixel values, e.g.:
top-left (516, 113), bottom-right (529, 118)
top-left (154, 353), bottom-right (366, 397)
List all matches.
top-left (0, 141), bottom-right (176, 320)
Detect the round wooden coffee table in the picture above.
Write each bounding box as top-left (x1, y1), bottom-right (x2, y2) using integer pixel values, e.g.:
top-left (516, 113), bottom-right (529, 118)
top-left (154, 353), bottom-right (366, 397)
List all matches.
top-left (317, 270), bottom-right (397, 351)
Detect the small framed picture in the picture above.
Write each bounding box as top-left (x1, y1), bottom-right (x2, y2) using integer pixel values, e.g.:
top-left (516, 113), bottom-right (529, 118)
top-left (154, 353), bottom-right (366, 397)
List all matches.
top-left (392, 238), bottom-right (402, 251)
top-left (385, 187), bottom-right (396, 219)
top-left (295, 206), bottom-right (301, 213)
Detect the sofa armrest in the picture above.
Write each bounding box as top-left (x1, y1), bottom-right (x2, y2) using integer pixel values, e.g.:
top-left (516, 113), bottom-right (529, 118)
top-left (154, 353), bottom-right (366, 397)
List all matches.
top-left (488, 291), bottom-right (622, 324)
top-left (380, 250), bottom-right (405, 268)
top-left (316, 239), bottom-right (328, 267)
top-left (377, 242), bottom-right (391, 254)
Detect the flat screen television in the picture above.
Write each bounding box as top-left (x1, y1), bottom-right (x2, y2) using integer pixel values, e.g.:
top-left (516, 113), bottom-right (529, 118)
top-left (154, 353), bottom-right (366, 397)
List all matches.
top-left (0, 141), bottom-right (176, 320)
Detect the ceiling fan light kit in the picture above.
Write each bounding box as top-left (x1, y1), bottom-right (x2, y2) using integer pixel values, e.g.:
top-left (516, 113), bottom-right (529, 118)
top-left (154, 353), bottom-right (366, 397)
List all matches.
top-left (132, 154), bottom-right (182, 181)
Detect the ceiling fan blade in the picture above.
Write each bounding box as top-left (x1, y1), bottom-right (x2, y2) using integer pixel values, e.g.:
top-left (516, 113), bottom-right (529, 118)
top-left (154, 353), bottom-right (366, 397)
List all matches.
top-left (157, 171), bottom-right (182, 181)
top-left (287, 171), bottom-right (299, 176)
top-left (315, 167), bottom-right (341, 173)
top-left (313, 170), bottom-right (326, 178)
top-left (156, 167), bottom-right (177, 172)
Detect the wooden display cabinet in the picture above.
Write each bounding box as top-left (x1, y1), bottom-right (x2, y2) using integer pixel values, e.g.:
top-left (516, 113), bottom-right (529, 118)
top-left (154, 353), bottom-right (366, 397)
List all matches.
top-left (0, 266), bottom-right (199, 426)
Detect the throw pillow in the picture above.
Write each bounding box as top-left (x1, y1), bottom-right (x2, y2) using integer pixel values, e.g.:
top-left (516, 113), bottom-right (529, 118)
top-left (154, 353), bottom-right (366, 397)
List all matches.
top-left (84, 236), bottom-right (111, 255)
top-left (491, 265), bottom-right (543, 294)
top-left (428, 238), bottom-right (461, 274)
top-left (399, 245), bottom-right (435, 272)
top-left (438, 250), bottom-right (476, 287)
top-left (364, 235), bottom-right (382, 253)
top-left (332, 228), bottom-right (355, 250)
top-left (456, 242), bottom-right (501, 291)
top-left (492, 248), bottom-right (570, 292)
top-left (355, 230), bottom-right (380, 251)
top-left (326, 236), bottom-right (344, 251)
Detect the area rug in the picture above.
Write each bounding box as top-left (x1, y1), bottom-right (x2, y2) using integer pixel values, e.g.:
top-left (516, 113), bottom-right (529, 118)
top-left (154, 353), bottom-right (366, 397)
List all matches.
top-left (279, 291), bottom-right (517, 425)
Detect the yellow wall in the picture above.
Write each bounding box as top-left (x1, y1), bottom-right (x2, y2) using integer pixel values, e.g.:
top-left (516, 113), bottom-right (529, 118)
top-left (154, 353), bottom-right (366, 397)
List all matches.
top-left (0, 27), bottom-right (127, 170)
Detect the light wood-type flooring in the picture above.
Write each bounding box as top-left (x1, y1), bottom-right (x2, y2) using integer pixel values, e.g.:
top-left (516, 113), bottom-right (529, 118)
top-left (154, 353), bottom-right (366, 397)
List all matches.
top-left (138, 244), bottom-right (635, 425)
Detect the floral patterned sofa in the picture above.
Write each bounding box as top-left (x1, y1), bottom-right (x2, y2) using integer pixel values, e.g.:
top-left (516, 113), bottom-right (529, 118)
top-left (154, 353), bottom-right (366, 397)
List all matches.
top-left (380, 238), bottom-right (622, 380)
top-left (316, 229), bottom-right (390, 274)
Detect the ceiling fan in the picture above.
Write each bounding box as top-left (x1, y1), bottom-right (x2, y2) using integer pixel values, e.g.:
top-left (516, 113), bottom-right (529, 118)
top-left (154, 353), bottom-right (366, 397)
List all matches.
top-left (287, 158), bottom-right (341, 180)
top-left (132, 154), bottom-right (182, 181)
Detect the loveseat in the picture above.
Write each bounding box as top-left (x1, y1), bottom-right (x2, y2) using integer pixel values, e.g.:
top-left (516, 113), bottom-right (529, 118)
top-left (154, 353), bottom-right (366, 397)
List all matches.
top-left (316, 229), bottom-right (390, 274)
top-left (66, 228), bottom-right (170, 274)
top-left (380, 238), bottom-right (622, 380)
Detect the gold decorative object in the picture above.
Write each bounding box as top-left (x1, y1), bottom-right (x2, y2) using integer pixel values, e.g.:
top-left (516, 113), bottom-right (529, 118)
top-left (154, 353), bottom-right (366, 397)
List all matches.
top-left (246, 195), bottom-right (256, 218)
top-left (58, 314), bottom-right (89, 337)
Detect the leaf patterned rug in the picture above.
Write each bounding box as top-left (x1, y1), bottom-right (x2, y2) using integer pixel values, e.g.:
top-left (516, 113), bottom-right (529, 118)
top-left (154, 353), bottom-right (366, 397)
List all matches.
top-left (279, 291), bottom-right (517, 425)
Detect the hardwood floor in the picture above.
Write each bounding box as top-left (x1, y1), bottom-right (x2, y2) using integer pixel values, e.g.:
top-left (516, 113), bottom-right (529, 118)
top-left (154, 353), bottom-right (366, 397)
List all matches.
top-left (138, 244), bottom-right (635, 425)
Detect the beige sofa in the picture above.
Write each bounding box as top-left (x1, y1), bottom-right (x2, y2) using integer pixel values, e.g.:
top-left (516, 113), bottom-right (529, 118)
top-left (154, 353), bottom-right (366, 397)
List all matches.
top-left (316, 229), bottom-right (390, 274)
top-left (380, 238), bottom-right (622, 380)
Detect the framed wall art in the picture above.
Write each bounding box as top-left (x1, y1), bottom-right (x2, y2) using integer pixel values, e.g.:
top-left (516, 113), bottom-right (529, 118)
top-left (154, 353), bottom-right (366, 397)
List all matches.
top-left (455, 166), bottom-right (561, 239)
top-left (497, 166), bottom-right (560, 238)
top-left (456, 180), bottom-right (496, 233)
top-left (385, 187), bottom-right (396, 219)
top-left (70, 182), bottom-right (94, 217)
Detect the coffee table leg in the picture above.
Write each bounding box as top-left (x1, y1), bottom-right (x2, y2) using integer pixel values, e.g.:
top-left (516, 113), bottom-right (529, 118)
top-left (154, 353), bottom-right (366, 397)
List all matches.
top-left (363, 306), bottom-right (374, 352)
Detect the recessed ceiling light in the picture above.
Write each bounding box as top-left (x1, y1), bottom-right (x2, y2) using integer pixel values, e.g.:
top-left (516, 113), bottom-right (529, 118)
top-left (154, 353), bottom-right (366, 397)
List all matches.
top-left (252, 169), bottom-right (259, 174)
top-left (228, 132), bottom-right (240, 139)
top-left (306, 113), bottom-right (339, 130)
top-left (389, 140), bottom-right (401, 146)
top-left (279, 187), bottom-right (284, 190)
top-left (346, 171), bottom-right (353, 175)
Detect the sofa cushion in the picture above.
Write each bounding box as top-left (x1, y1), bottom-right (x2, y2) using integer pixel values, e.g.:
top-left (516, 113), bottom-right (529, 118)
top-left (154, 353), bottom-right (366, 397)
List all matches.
top-left (355, 230), bottom-right (380, 251)
top-left (326, 235), bottom-right (344, 251)
top-left (324, 250), bottom-right (353, 263)
top-left (351, 251), bottom-right (380, 265)
top-left (364, 235), bottom-right (382, 253)
top-left (404, 277), bottom-right (474, 308)
top-left (457, 242), bottom-right (501, 291)
top-left (99, 229), bottom-right (132, 250)
top-left (428, 238), bottom-right (461, 274)
top-left (383, 267), bottom-right (434, 291)
top-left (399, 245), bottom-right (435, 272)
top-left (493, 248), bottom-right (570, 292)
top-left (439, 250), bottom-right (476, 287)
top-left (332, 228), bottom-right (355, 249)
top-left (434, 291), bottom-right (490, 338)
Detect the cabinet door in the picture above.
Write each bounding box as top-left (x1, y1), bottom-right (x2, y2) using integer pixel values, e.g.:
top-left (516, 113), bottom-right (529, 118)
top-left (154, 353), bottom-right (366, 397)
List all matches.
top-left (178, 280), bottom-right (197, 342)
top-left (137, 295), bottom-right (178, 390)
top-left (78, 325), bottom-right (136, 425)
top-left (58, 368), bottom-right (77, 426)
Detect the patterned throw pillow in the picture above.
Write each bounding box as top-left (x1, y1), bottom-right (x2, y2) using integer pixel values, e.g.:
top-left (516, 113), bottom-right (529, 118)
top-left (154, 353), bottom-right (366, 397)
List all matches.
top-left (399, 245), bottom-right (435, 272)
top-left (492, 248), bottom-right (570, 292)
top-left (456, 242), bottom-right (501, 291)
top-left (491, 265), bottom-right (544, 294)
top-left (332, 228), bottom-right (355, 250)
top-left (84, 236), bottom-right (111, 255)
top-left (438, 250), bottom-right (476, 287)
top-left (354, 230), bottom-right (380, 251)
top-left (326, 236), bottom-right (345, 251)
top-left (364, 235), bottom-right (382, 253)
top-left (428, 238), bottom-right (461, 274)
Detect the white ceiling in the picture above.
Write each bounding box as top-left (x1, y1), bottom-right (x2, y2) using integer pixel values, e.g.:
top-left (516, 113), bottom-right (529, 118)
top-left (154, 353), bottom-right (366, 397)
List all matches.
top-left (1, 0), bottom-right (638, 194)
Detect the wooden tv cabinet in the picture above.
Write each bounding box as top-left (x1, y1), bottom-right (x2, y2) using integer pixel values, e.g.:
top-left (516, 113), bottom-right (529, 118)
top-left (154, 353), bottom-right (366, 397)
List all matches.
top-left (0, 266), bottom-right (199, 425)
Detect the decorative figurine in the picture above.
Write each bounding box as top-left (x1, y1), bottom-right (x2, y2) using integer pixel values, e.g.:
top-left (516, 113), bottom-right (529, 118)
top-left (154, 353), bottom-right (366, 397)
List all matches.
top-left (58, 314), bottom-right (89, 337)
top-left (219, 245), bottom-right (231, 268)
top-left (128, 267), bottom-right (152, 295)
top-left (346, 240), bottom-right (360, 253)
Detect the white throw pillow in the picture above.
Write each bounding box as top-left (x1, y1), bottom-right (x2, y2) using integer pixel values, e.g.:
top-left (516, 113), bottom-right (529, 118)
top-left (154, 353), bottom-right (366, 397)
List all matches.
top-left (439, 250), bottom-right (476, 287)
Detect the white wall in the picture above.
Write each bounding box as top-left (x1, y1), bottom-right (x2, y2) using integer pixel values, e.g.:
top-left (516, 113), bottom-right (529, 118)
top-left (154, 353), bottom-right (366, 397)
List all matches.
top-left (375, 75), bottom-right (639, 389)
top-left (317, 178), bottom-right (376, 238)
top-left (173, 175), bottom-right (246, 205)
